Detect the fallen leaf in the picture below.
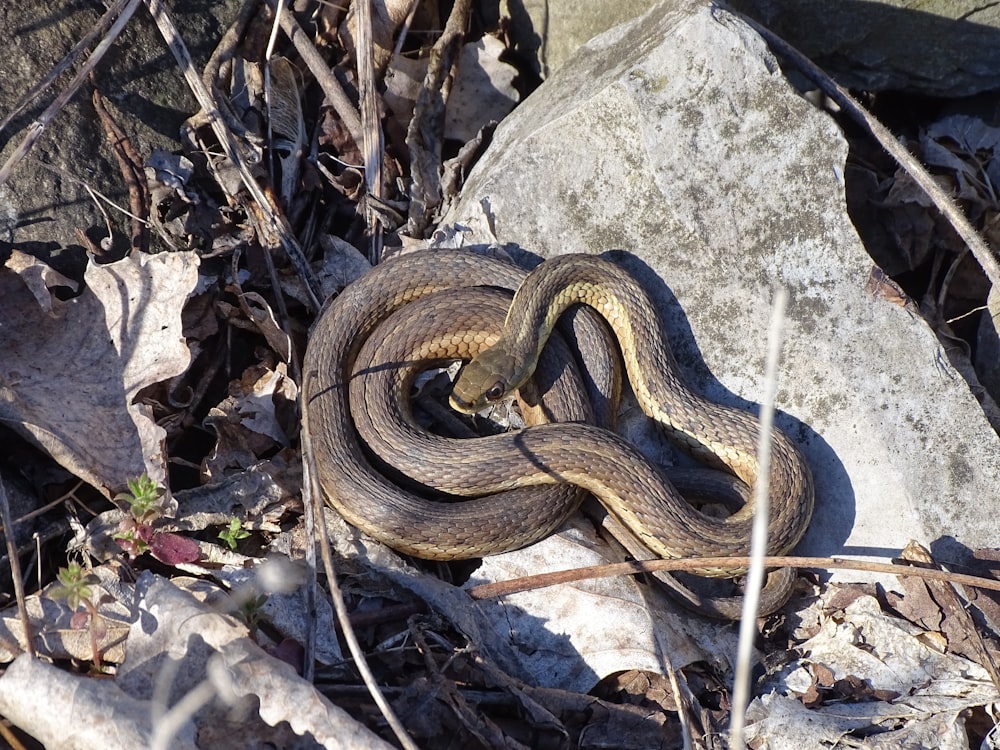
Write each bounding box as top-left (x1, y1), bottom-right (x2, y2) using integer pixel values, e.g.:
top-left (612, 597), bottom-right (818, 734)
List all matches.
top-left (445, 36), bottom-right (519, 143)
top-left (0, 251), bottom-right (199, 493)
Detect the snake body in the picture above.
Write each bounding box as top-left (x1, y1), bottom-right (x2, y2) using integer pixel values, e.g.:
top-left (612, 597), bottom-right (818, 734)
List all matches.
top-left (302, 250), bottom-right (815, 613)
top-left (303, 251), bottom-right (589, 557)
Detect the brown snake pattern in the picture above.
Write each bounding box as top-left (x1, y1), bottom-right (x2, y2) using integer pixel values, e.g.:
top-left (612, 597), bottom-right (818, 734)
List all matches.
top-left (302, 250), bottom-right (815, 616)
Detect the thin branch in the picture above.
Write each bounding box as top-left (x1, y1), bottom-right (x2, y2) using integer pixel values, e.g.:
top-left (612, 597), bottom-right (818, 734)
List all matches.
top-left (0, 474), bottom-right (35, 659)
top-left (144, 0), bottom-right (322, 310)
top-left (464, 554), bottom-right (1000, 599)
top-left (405, 0), bottom-right (472, 237)
top-left (265, 0), bottom-right (364, 148)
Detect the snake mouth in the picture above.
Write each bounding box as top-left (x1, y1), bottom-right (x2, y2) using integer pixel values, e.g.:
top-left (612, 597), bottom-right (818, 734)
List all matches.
top-left (448, 394), bottom-right (477, 414)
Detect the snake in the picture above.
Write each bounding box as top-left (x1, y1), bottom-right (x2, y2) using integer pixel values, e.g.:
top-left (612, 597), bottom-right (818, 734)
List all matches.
top-left (302, 250), bottom-right (815, 616)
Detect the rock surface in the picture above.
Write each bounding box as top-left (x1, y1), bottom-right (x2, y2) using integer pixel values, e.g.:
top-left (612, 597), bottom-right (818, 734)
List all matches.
top-left (441, 2), bottom-right (1000, 574)
top-left (506, 0), bottom-right (1000, 97)
top-left (726, 0), bottom-right (1000, 96)
top-left (0, 0), bottom-right (241, 275)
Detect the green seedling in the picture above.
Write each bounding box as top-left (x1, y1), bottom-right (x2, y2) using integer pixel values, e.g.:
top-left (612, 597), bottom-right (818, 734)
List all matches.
top-left (113, 474), bottom-right (199, 564)
top-left (219, 517), bottom-right (252, 551)
top-left (48, 562), bottom-right (108, 669)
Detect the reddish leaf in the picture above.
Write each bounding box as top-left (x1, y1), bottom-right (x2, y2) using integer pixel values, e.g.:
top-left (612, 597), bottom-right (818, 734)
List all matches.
top-left (149, 532), bottom-right (200, 565)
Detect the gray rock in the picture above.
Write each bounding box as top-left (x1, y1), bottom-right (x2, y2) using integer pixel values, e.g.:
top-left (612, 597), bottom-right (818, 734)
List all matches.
top-left (0, 0), bottom-right (242, 273)
top-left (728, 0), bottom-right (1000, 96)
top-left (505, 0), bottom-right (1000, 96)
top-left (441, 2), bottom-right (1000, 575)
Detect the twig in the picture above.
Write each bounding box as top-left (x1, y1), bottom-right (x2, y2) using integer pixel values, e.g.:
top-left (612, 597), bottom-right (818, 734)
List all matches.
top-left (33, 160), bottom-right (149, 225)
top-left (732, 9), bottom-right (1000, 291)
top-left (405, 0), bottom-right (472, 237)
top-left (0, 0), bottom-right (145, 186)
top-left (0, 719), bottom-right (28, 750)
top-left (464, 554), bottom-right (1000, 599)
top-left (91, 86), bottom-right (151, 254)
top-left (730, 287), bottom-right (788, 749)
top-left (0, 474), bottom-right (35, 659)
top-left (144, 0), bottom-right (322, 310)
top-left (265, 0), bottom-right (364, 148)
top-left (300, 422), bottom-right (418, 750)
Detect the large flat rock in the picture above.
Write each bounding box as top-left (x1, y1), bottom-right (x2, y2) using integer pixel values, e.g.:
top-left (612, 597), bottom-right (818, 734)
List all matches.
top-left (441, 2), bottom-right (1000, 574)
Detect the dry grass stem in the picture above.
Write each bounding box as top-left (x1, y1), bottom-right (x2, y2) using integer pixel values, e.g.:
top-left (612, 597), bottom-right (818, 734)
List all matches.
top-left (0, 474), bottom-right (35, 659)
top-left (0, 0), bottom-right (131, 135)
top-left (729, 286), bottom-right (789, 748)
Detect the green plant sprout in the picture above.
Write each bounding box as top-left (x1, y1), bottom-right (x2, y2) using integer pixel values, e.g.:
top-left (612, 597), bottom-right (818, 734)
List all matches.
top-left (219, 517), bottom-right (252, 550)
top-left (113, 474), bottom-right (200, 564)
top-left (237, 592), bottom-right (270, 635)
top-left (114, 473), bottom-right (166, 524)
top-left (48, 562), bottom-right (108, 669)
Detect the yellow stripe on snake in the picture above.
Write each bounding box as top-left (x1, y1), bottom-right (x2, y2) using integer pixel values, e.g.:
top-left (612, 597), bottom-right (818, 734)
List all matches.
top-left (301, 250), bottom-right (815, 618)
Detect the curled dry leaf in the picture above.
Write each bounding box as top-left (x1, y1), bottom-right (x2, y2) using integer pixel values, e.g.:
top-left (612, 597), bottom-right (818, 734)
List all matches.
top-left (385, 36), bottom-right (519, 144)
top-left (444, 36), bottom-right (519, 143)
top-left (0, 251), bottom-right (199, 494)
top-left (749, 592), bottom-right (1000, 748)
top-left (201, 363), bottom-right (298, 481)
top-left (114, 573), bottom-right (390, 749)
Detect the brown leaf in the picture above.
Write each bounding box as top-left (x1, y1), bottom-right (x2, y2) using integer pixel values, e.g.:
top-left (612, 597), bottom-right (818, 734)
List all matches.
top-left (0, 251), bottom-right (199, 493)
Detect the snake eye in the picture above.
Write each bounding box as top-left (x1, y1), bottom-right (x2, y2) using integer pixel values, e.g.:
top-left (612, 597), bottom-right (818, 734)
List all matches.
top-left (484, 382), bottom-right (506, 402)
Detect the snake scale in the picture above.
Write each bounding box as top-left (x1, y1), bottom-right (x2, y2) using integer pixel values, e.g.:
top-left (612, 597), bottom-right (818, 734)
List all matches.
top-left (302, 250), bottom-right (815, 617)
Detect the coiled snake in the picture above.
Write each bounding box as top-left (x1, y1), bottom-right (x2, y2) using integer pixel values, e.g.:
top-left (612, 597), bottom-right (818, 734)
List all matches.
top-left (301, 250), bottom-right (814, 617)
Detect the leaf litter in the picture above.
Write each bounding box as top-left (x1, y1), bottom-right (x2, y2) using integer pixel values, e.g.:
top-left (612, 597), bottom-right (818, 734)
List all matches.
top-left (0, 2), bottom-right (999, 749)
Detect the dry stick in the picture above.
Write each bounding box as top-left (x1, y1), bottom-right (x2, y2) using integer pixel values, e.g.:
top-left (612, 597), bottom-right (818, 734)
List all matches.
top-left (144, 0), bottom-right (323, 311)
top-left (733, 10), bottom-right (1000, 291)
top-left (0, 719), bottom-right (28, 750)
top-left (729, 288), bottom-right (788, 749)
top-left (405, 0), bottom-right (472, 237)
top-left (91, 87), bottom-right (151, 254)
top-left (0, 475), bottom-right (34, 659)
top-left (267, 0), bottom-right (364, 149)
top-left (465, 555), bottom-right (1000, 599)
top-left (0, 0), bottom-right (144, 187)
top-left (390, 0), bottom-right (423, 60)
top-left (356, 0), bottom-right (386, 263)
top-left (300, 431), bottom-right (420, 750)
top-left (0, 0), bottom-right (131, 136)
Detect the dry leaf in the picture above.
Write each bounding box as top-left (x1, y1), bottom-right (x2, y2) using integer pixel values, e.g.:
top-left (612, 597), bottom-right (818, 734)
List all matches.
top-left (115, 573), bottom-right (390, 749)
top-left (0, 251), bottom-right (199, 493)
top-left (266, 56), bottom-right (305, 206)
top-left (466, 516), bottom-right (738, 693)
top-left (0, 573), bottom-right (131, 663)
top-left (445, 36), bottom-right (519, 143)
top-left (201, 363), bottom-right (297, 481)
top-left (749, 593), bottom-right (1000, 748)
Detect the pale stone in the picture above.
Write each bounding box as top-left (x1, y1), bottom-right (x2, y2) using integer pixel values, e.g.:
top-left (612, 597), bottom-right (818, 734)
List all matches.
top-left (442, 2), bottom-right (1000, 575)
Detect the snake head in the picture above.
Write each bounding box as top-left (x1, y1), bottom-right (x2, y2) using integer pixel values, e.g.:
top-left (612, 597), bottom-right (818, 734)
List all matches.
top-left (450, 347), bottom-right (522, 414)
